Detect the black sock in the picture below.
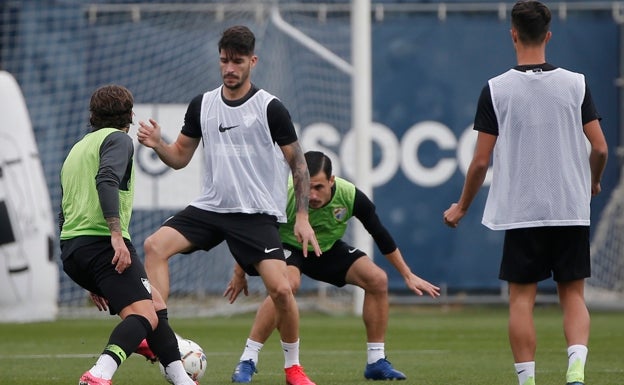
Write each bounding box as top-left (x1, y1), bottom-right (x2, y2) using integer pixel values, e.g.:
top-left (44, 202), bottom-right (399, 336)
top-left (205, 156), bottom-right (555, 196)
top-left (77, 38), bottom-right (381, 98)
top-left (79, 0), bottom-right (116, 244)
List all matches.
top-left (146, 309), bottom-right (180, 367)
top-left (103, 314), bottom-right (152, 366)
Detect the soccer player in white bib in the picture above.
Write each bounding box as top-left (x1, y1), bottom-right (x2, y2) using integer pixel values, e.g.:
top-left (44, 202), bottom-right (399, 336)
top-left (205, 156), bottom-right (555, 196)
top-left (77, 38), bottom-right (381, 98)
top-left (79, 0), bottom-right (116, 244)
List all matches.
top-left (137, 25), bottom-right (321, 385)
top-left (225, 151), bottom-right (440, 382)
top-left (443, 2), bottom-right (608, 385)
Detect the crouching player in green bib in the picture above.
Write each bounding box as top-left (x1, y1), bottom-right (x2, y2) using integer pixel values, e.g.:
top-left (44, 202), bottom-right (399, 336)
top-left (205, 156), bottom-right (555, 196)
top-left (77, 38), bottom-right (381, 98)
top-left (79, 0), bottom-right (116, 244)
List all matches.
top-left (225, 150), bottom-right (441, 382)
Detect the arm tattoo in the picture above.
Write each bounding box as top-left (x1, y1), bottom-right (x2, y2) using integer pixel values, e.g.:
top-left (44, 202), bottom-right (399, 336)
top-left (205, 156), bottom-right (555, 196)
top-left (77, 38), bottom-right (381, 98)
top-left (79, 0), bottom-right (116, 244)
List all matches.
top-left (105, 217), bottom-right (122, 234)
top-left (288, 144), bottom-right (310, 213)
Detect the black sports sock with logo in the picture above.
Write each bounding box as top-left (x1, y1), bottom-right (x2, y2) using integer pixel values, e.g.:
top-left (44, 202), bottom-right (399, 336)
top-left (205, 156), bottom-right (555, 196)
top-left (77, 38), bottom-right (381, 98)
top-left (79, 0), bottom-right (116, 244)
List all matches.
top-left (104, 314), bottom-right (152, 366)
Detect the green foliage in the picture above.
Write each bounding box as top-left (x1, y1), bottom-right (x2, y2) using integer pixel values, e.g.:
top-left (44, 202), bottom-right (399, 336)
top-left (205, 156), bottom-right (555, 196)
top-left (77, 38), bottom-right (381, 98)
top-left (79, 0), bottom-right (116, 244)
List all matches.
top-left (0, 306), bottom-right (622, 385)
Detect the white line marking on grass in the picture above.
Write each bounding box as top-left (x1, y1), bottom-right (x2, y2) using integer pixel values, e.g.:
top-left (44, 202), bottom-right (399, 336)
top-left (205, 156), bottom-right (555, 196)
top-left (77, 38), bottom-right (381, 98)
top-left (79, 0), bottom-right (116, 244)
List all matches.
top-left (3, 349), bottom-right (449, 360)
top-left (4, 354), bottom-right (99, 359)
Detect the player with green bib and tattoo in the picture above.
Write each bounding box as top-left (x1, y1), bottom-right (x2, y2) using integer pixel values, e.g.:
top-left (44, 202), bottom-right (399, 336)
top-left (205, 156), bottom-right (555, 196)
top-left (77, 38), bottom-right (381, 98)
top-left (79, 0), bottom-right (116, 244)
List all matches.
top-left (60, 85), bottom-right (196, 385)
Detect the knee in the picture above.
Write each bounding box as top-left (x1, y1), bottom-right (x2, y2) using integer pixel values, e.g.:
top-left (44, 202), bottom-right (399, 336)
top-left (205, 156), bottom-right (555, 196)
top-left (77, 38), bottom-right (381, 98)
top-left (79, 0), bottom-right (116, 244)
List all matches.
top-left (125, 306), bottom-right (159, 331)
top-left (143, 235), bottom-right (165, 265)
top-left (269, 283), bottom-right (294, 307)
top-left (365, 270), bottom-right (388, 295)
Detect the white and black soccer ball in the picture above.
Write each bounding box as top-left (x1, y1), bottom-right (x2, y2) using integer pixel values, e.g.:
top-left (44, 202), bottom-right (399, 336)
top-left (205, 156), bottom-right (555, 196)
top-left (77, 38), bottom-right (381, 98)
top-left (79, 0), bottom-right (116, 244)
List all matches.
top-left (159, 337), bottom-right (207, 383)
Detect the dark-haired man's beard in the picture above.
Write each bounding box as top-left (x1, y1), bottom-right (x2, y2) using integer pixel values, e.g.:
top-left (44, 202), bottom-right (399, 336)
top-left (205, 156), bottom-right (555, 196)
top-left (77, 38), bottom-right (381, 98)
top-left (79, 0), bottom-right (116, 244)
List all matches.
top-left (223, 72), bottom-right (249, 91)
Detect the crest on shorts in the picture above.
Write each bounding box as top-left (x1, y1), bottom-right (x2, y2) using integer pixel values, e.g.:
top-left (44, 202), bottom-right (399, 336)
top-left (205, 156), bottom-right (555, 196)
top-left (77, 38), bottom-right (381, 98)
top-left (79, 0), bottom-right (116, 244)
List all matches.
top-left (333, 207), bottom-right (347, 221)
top-left (141, 278), bottom-right (152, 294)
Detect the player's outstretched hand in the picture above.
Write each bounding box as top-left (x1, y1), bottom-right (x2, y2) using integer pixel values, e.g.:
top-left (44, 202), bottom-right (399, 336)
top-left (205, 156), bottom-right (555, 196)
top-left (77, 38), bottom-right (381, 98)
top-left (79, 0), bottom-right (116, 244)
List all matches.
top-left (443, 203), bottom-right (465, 228)
top-left (405, 273), bottom-right (441, 298)
top-left (137, 118), bottom-right (162, 149)
top-left (224, 270), bottom-right (248, 304)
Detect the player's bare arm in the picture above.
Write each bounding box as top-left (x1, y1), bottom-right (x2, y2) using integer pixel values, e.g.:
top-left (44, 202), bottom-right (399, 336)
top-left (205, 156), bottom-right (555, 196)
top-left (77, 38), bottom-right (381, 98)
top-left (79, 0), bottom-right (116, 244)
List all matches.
top-left (137, 118), bottom-right (200, 169)
top-left (444, 132), bottom-right (496, 228)
top-left (583, 119), bottom-right (608, 196)
top-left (280, 141), bottom-right (321, 257)
top-left (105, 216), bottom-right (131, 273)
top-left (385, 248), bottom-right (440, 298)
top-left (283, 141), bottom-right (310, 213)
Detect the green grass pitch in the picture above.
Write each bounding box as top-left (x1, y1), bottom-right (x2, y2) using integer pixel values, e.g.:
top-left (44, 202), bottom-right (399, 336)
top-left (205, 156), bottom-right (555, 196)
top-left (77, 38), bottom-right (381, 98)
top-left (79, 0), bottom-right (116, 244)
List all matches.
top-left (0, 306), bottom-right (622, 385)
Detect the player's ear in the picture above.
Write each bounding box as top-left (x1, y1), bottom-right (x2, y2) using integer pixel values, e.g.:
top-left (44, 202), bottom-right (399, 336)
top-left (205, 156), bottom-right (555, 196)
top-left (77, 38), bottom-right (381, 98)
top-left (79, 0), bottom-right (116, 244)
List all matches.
top-left (250, 55), bottom-right (258, 68)
top-left (510, 28), bottom-right (518, 44)
top-left (329, 175), bottom-right (335, 185)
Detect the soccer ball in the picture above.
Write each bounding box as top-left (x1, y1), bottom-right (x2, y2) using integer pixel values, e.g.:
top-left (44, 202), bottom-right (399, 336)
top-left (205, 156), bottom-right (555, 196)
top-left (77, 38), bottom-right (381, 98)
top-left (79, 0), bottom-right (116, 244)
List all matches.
top-left (159, 337), bottom-right (207, 383)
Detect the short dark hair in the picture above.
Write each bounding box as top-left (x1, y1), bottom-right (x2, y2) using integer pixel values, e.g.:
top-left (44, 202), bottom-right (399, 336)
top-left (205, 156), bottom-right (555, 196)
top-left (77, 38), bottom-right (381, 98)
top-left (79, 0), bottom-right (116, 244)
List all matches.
top-left (89, 85), bottom-right (133, 130)
top-left (511, 0), bottom-right (551, 45)
top-left (218, 25), bottom-right (255, 57)
top-left (305, 151), bottom-right (332, 180)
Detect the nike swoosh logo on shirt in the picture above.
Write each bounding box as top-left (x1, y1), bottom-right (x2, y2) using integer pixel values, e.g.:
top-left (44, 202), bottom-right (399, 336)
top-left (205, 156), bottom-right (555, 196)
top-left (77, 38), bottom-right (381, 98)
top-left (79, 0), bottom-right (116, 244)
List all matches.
top-left (218, 123), bottom-right (239, 132)
top-left (348, 248), bottom-right (358, 253)
top-left (264, 247), bottom-right (279, 253)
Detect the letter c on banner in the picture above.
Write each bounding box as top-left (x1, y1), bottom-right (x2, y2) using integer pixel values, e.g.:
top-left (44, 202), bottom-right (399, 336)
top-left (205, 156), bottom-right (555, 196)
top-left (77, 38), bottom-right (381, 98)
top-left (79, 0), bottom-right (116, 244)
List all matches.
top-left (401, 121), bottom-right (457, 187)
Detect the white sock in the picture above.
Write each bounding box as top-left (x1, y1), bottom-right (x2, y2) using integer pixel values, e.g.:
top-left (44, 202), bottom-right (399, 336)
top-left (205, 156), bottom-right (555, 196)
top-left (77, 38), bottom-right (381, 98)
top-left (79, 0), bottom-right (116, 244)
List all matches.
top-left (89, 354), bottom-right (118, 380)
top-left (566, 344), bottom-right (588, 383)
top-left (240, 338), bottom-right (264, 364)
top-left (514, 361), bottom-right (535, 385)
top-left (366, 342), bottom-right (385, 364)
top-left (567, 344), bottom-right (588, 367)
top-left (281, 339), bottom-right (300, 368)
top-left (165, 360), bottom-right (196, 385)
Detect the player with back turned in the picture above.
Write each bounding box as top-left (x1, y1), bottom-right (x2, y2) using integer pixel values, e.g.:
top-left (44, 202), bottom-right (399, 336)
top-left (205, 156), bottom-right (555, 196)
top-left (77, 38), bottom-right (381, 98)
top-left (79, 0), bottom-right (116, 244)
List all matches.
top-left (443, 2), bottom-right (608, 385)
top-left (59, 85), bottom-right (197, 385)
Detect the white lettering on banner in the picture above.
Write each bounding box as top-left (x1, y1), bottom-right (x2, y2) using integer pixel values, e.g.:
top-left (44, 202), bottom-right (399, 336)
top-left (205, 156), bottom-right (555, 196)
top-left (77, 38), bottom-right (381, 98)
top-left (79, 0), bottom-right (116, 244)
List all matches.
top-left (298, 122), bottom-right (343, 176)
top-left (400, 121), bottom-right (457, 187)
top-left (302, 120), bottom-right (492, 187)
top-left (131, 104), bottom-right (492, 209)
top-left (339, 123), bottom-right (400, 186)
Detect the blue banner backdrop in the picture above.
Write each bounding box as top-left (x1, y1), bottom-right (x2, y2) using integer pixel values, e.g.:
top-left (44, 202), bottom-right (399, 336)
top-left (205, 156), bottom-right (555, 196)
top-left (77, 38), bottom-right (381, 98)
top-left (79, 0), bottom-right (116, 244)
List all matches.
top-left (1, 2), bottom-right (619, 296)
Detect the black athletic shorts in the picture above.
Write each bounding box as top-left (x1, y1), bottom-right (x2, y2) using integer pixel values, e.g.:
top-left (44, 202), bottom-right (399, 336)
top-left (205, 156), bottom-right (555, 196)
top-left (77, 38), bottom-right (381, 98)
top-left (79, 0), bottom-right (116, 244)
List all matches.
top-left (61, 237), bottom-right (152, 315)
top-left (162, 205), bottom-right (285, 276)
top-left (284, 240), bottom-right (366, 287)
top-left (499, 226), bottom-right (591, 283)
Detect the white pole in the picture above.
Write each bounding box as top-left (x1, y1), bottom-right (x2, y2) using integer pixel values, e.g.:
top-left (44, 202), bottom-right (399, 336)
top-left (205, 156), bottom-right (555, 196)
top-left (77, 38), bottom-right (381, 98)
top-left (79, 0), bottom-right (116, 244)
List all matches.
top-left (270, 7), bottom-right (353, 76)
top-left (351, 0), bottom-right (372, 316)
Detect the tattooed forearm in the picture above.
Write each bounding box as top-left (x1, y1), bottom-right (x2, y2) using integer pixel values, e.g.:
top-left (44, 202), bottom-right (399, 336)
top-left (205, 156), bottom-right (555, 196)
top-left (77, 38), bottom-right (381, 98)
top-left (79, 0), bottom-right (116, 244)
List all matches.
top-left (287, 143), bottom-right (310, 213)
top-left (105, 217), bottom-right (122, 234)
